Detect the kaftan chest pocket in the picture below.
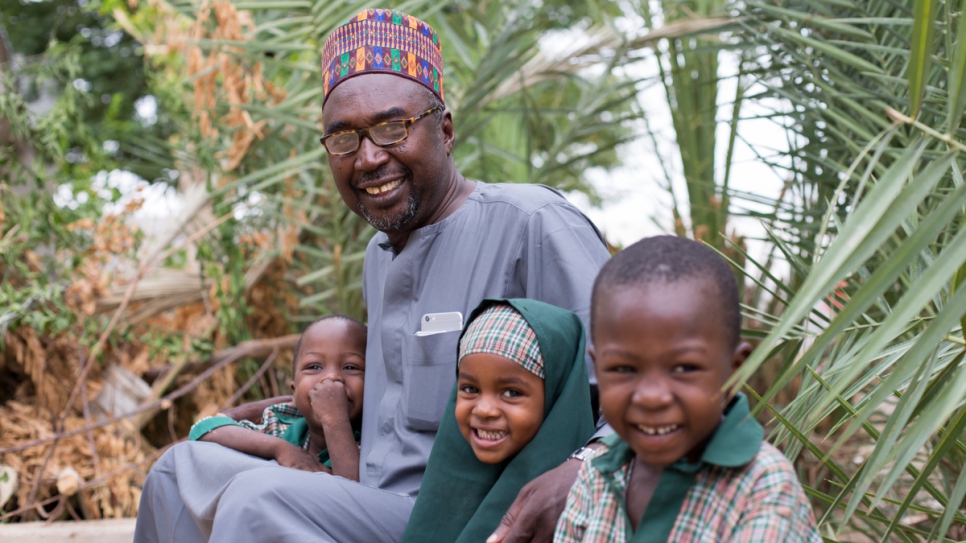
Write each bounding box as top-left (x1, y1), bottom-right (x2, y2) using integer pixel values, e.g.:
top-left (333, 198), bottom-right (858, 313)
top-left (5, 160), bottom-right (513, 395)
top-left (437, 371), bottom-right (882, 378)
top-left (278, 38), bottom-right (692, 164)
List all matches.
top-left (402, 331), bottom-right (459, 432)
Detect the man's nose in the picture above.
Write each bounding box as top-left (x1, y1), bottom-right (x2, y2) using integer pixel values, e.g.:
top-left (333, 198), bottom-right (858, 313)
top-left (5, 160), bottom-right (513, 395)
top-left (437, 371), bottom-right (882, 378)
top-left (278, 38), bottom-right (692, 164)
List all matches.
top-left (354, 135), bottom-right (390, 172)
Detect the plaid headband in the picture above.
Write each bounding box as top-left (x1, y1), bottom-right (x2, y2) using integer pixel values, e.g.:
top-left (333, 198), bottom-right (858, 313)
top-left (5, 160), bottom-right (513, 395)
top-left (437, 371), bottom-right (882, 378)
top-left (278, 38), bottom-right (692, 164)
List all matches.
top-left (320, 9), bottom-right (444, 106)
top-left (459, 304), bottom-right (545, 379)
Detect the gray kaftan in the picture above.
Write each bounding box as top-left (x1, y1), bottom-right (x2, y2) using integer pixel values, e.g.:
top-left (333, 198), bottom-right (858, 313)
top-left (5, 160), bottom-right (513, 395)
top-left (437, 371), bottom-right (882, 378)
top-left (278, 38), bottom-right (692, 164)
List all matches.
top-left (133, 182), bottom-right (611, 543)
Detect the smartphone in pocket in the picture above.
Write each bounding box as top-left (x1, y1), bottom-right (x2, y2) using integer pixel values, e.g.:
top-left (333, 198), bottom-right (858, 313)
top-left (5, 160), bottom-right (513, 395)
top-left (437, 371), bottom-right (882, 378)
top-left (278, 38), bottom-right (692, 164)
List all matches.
top-left (416, 311), bottom-right (463, 336)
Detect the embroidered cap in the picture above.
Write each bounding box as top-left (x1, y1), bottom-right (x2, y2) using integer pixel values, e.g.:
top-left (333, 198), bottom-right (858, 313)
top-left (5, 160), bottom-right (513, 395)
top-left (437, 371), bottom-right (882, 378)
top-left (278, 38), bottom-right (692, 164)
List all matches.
top-left (459, 304), bottom-right (545, 379)
top-left (320, 8), bottom-right (444, 106)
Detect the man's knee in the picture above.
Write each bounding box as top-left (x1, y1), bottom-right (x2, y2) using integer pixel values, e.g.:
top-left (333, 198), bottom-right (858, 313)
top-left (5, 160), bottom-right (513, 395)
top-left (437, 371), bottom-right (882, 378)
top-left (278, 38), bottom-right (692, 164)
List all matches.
top-left (149, 445), bottom-right (178, 477)
top-left (218, 466), bottom-right (294, 511)
top-left (141, 444), bottom-right (183, 506)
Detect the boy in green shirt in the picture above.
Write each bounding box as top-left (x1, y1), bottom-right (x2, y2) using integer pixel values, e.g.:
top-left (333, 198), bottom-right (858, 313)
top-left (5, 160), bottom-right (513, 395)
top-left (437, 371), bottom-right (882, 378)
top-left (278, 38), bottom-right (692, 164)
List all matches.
top-left (189, 315), bottom-right (366, 480)
top-left (555, 236), bottom-right (819, 542)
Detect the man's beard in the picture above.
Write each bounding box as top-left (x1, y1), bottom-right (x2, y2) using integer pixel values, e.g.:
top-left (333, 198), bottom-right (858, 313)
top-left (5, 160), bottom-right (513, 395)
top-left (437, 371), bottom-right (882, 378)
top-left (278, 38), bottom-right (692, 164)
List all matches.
top-left (359, 192), bottom-right (419, 232)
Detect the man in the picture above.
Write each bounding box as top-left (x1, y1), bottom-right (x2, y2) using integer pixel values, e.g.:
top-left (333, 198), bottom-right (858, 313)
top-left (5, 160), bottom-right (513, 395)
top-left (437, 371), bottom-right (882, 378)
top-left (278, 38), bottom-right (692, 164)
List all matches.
top-left (134, 9), bottom-right (610, 543)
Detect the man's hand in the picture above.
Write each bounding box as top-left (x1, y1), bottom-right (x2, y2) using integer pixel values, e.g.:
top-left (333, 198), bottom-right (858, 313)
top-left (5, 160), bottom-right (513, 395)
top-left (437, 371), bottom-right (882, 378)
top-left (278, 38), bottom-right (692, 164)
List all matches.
top-left (309, 379), bottom-right (350, 426)
top-left (487, 458), bottom-right (582, 543)
top-left (274, 442), bottom-right (329, 473)
top-left (222, 395), bottom-right (293, 423)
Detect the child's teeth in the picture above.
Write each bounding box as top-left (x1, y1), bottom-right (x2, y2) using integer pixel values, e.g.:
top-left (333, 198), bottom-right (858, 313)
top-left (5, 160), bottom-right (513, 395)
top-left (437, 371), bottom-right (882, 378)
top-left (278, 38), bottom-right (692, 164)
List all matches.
top-left (476, 429), bottom-right (508, 441)
top-left (637, 424), bottom-right (678, 436)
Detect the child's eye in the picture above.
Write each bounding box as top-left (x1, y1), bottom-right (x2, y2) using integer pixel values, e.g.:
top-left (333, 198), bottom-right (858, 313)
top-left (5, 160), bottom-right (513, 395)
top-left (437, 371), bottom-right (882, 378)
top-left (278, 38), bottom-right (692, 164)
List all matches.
top-left (607, 365), bottom-right (637, 374)
top-left (459, 385), bottom-right (479, 395)
top-left (502, 389), bottom-right (524, 398)
top-left (343, 363), bottom-right (363, 372)
top-left (672, 364), bottom-right (700, 374)
top-left (307, 363), bottom-right (323, 371)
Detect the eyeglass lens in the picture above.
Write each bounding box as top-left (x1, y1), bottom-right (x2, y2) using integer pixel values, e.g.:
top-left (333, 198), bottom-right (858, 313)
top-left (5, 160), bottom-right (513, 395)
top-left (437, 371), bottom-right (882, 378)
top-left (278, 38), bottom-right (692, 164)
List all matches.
top-left (326, 122), bottom-right (409, 154)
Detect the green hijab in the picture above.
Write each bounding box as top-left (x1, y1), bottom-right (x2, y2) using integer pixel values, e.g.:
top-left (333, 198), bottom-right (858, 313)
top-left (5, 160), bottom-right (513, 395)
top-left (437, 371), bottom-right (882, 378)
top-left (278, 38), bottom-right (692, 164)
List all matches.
top-left (402, 298), bottom-right (596, 543)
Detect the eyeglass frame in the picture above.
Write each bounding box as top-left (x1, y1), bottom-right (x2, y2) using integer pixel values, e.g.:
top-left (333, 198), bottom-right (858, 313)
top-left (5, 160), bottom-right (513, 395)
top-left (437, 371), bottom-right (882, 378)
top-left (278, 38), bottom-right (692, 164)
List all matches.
top-left (319, 105), bottom-right (444, 156)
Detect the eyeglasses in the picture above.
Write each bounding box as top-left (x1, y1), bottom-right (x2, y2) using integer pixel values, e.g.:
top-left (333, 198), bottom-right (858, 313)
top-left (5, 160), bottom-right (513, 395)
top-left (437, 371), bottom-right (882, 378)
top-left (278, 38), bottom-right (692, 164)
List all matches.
top-left (320, 106), bottom-right (443, 156)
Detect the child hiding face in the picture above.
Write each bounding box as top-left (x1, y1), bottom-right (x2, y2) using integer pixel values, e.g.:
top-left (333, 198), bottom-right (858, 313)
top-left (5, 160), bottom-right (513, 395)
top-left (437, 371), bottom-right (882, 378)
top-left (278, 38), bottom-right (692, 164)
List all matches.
top-left (189, 316), bottom-right (366, 480)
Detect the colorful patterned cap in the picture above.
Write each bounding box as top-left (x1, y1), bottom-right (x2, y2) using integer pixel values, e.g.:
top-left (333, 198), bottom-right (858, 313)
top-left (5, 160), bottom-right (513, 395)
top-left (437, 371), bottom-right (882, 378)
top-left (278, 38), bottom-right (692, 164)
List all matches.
top-left (320, 9), bottom-right (444, 106)
top-left (459, 304), bottom-right (545, 379)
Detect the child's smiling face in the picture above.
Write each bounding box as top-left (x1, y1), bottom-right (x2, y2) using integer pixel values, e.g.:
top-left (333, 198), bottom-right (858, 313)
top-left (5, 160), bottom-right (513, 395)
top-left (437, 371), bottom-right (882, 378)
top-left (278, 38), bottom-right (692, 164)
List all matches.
top-left (291, 319), bottom-right (367, 429)
top-left (592, 279), bottom-right (750, 467)
top-left (455, 353), bottom-right (545, 464)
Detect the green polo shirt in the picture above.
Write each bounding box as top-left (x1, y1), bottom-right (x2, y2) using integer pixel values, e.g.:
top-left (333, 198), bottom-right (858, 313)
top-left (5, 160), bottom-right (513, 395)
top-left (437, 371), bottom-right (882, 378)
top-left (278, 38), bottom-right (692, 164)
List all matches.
top-left (592, 393), bottom-right (764, 543)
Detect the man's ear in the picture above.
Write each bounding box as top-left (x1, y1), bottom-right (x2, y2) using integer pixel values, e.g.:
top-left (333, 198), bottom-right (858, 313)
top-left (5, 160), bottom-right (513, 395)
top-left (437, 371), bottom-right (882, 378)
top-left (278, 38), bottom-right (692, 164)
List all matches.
top-left (441, 109), bottom-right (456, 155)
top-left (732, 341), bottom-right (753, 372)
top-left (290, 381), bottom-right (295, 393)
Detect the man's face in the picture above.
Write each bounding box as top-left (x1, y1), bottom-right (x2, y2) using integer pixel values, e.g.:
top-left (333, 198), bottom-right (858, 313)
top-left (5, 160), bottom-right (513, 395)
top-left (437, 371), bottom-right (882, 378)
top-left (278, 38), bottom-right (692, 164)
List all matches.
top-left (322, 74), bottom-right (454, 236)
top-left (591, 280), bottom-right (747, 468)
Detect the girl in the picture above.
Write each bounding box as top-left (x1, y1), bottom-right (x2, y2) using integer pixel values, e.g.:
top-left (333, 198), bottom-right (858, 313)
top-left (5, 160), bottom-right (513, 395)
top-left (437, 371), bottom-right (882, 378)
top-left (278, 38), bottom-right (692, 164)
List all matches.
top-left (403, 298), bottom-right (596, 542)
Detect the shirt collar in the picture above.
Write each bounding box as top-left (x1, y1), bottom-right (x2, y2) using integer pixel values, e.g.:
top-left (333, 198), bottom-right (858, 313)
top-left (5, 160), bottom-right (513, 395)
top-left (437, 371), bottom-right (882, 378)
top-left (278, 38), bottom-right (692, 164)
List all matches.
top-left (377, 238), bottom-right (394, 251)
top-left (374, 181), bottom-right (484, 255)
top-left (593, 393), bottom-right (763, 473)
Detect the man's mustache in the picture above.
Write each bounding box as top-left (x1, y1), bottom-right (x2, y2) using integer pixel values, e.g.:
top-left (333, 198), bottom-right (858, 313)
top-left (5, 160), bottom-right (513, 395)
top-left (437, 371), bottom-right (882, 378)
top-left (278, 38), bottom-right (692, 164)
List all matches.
top-left (356, 168), bottom-right (410, 188)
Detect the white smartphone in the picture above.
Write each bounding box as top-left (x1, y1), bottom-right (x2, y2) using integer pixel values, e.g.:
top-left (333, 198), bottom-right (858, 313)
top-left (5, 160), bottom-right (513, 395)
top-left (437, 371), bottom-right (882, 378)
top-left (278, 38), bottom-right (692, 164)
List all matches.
top-left (416, 311), bottom-right (463, 336)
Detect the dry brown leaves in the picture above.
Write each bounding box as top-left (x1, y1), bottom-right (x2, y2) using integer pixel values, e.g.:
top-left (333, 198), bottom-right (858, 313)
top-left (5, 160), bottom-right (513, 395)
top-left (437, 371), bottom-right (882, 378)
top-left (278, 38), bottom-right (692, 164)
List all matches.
top-left (64, 211), bottom-right (140, 317)
top-left (1, 199), bottom-right (159, 521)
top-left (0, 401), bottom-right (147, 519)
top-left (64, 261), bottom-right (110, 317)
top-left (1, 3), bottom-right (306, 522)
top-left (247, 259), bottom-right (297, 340)
top-left (186, 1), bottom-right (287, 173)
top-left (3, 329), bottom-right (92, 417)
top-left (144, 303), bottom-right (218, 347)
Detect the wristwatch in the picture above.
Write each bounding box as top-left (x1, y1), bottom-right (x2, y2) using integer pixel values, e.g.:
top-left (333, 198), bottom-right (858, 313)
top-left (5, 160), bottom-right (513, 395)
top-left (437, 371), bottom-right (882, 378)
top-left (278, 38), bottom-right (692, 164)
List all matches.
top-left (569, 446), bottom-right (599, 462)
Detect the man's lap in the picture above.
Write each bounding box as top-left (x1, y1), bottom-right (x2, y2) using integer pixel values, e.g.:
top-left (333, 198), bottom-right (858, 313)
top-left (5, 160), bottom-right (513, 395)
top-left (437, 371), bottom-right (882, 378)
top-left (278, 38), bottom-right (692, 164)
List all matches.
top-left (135, 441), bottom-right (414, 543)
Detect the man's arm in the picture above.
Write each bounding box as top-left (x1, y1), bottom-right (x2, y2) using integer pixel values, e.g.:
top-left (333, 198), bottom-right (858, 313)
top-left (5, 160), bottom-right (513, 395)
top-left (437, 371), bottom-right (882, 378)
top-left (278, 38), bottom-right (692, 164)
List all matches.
top-left (549, 457), bottom-right (595, 543)
top-left (221, 396), bottom-right (293, 423)
top-left (198, 425), bottom-right (327, 473)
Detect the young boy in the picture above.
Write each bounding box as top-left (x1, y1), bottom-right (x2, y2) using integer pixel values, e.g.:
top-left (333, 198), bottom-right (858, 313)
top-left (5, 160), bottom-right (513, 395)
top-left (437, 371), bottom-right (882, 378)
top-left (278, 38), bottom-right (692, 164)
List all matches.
top-left (188, 315), bottom-right (366, 480)
top-left (555, 236), bottom-right (820, 542)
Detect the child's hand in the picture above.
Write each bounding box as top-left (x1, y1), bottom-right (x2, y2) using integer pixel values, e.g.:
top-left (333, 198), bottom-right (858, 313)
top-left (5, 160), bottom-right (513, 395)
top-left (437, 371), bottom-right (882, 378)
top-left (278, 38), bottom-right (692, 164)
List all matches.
top-left (309, 379), bottom-right (350, 426)
top-left (274, 442), bottom-right (328, 473)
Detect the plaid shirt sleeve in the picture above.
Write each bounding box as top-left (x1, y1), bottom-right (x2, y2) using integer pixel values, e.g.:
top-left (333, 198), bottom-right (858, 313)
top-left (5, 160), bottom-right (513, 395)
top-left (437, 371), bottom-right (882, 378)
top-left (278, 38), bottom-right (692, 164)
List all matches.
top-left (727, 446), bottom-right (821, 543)
top-left (233, 403), bottom-right (300, 438)
top-left (554, 459), bottom-right (594, 543)
top-left (554, 444), bottom-right (630, 543)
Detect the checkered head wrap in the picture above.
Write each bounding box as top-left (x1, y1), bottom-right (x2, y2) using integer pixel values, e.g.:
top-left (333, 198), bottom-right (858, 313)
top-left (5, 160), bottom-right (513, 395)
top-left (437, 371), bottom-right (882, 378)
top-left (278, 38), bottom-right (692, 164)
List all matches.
top-left (320, 9), bottom-right (444, 106)
top-left (458, 304), bottom-right (545, 379)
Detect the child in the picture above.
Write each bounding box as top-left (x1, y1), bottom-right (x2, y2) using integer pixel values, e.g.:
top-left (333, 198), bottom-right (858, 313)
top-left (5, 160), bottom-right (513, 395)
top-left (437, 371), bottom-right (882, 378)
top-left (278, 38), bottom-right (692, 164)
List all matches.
top-left (403, 298), bottom-right (596, 543)
top-left (555, 236), bottom-right (820, 542)
top-left (188, 315), bottom-right (366, 480)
